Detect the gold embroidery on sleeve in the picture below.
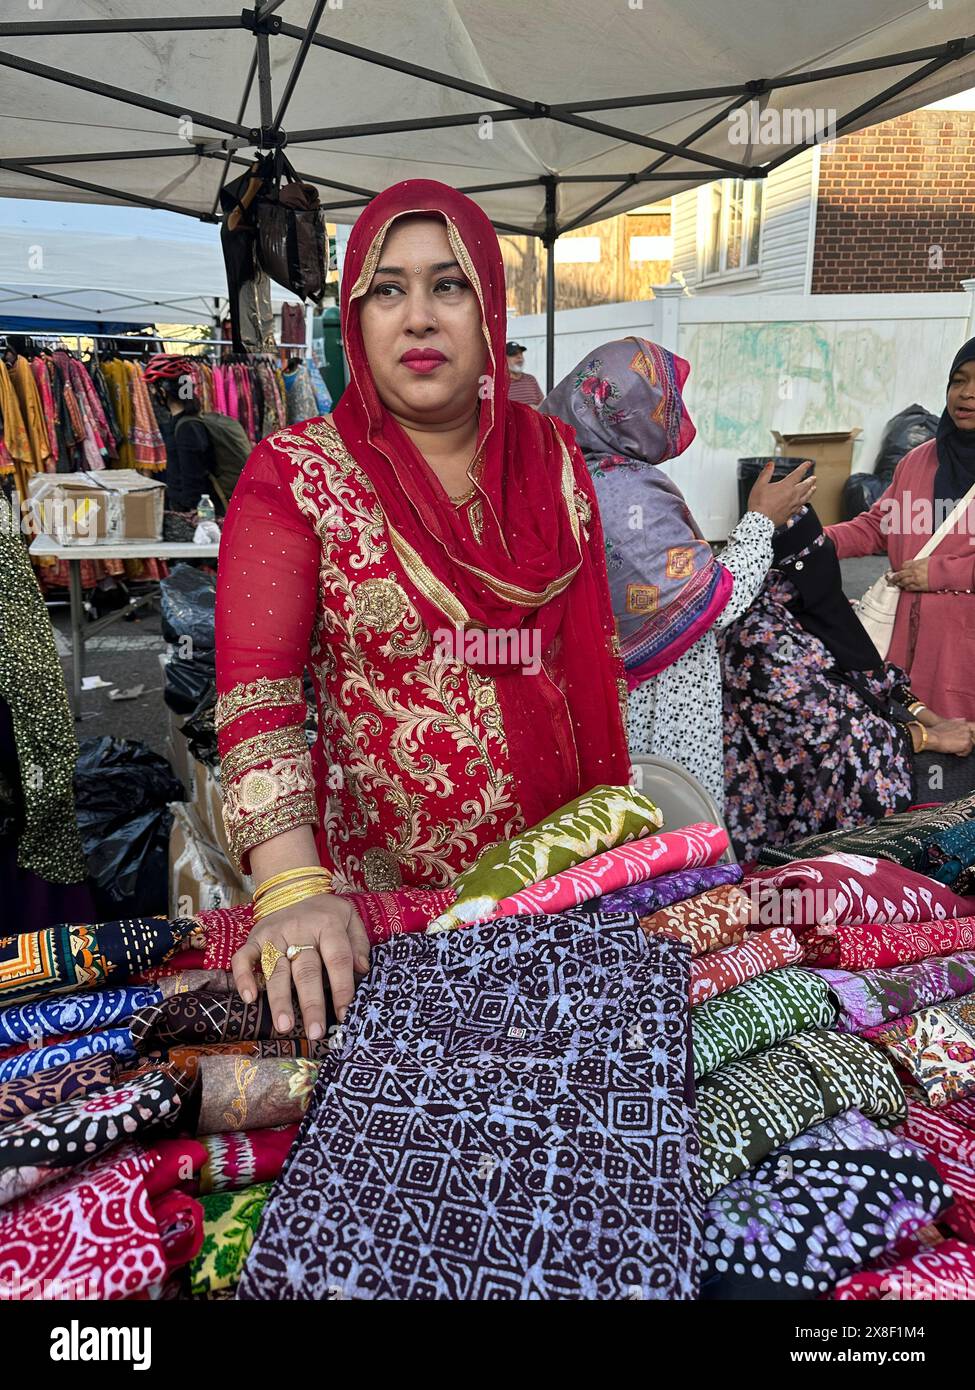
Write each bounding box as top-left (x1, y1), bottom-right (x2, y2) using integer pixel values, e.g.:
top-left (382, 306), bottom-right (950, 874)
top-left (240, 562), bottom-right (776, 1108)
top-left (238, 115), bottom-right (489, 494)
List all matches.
top-left (214, 676), bottom-right (304, 733)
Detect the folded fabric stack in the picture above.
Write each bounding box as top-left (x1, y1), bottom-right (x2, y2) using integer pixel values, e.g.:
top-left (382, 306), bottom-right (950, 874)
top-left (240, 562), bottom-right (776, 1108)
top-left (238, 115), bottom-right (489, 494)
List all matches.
top-left (742, 792), bottom-right (975, 1300)
top-left (5, 787), bottom-right (975, 1301)
top-left (240, 907), bottom-right (703, 1300)
top-left (0, 916), bottom-right (336, 1301)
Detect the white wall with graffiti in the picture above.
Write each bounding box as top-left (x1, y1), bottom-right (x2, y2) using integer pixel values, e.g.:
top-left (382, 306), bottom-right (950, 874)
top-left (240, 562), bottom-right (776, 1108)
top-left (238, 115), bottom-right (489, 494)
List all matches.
top-left (511, 286), bottom-right (975, 539)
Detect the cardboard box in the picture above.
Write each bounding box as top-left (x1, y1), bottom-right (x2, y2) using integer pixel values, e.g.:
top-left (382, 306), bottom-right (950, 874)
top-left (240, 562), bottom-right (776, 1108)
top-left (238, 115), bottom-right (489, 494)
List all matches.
top-left (770, 429), bottom-right (862, 527)
top-left (169, 801), bottom-right (251, 918)
top-left (28, 469), bottom-right (165, 545)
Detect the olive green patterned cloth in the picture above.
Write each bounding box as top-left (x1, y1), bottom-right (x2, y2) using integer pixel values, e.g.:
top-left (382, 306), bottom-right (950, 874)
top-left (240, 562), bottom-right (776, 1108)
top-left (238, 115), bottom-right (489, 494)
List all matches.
top-left (427, 783), bottom-right (663, 932)
top-left (691, 967), bottom-right (836, 1079)
top-left (0, 492), bottom-right (86, 882)
top-left (696, 1028), bottom-right (906, 1197)
top-left (189, 1182), bottom-right (272, 1296)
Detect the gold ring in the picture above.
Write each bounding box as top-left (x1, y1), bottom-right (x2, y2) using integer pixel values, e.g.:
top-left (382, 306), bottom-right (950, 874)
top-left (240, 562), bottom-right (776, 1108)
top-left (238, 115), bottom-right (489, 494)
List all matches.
top-left (260, 941), bottom-right (284, 982)
top-left (286, 944), bottom-right (315, 961)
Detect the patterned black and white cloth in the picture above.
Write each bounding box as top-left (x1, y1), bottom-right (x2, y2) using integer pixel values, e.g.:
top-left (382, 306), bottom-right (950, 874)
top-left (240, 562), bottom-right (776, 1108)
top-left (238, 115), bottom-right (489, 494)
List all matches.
top-left (238, 907), bottom-right (703, 1301)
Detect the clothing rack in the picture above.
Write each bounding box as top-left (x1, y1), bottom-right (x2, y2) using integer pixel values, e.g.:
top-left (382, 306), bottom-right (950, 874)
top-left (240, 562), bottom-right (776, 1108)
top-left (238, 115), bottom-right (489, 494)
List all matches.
top-left (0, 331), bottom-right (308, 355)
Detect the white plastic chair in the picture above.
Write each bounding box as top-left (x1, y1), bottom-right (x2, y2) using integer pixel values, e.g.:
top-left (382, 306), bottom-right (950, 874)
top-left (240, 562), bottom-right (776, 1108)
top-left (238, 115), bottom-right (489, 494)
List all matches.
top-left (629, 754), bottom-right (737, 864)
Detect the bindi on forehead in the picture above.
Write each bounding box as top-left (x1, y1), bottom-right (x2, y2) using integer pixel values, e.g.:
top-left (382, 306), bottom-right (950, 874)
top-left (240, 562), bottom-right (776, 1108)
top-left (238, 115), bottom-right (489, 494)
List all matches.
top-left (374, 260), bottom-right (461, 277)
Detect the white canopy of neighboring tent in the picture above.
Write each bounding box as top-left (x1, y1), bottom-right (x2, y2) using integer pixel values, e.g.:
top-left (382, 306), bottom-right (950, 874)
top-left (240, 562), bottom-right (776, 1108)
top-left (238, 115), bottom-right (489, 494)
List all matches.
top-left (1, 1), bottom-right (974, 235)
top-left (0, 199), bottom-right (290, 327)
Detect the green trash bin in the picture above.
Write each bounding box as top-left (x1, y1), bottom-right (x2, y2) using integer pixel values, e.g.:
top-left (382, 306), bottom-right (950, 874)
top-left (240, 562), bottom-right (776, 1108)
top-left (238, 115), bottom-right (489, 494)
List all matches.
top-left (315, 306), bottom-right (347, 408)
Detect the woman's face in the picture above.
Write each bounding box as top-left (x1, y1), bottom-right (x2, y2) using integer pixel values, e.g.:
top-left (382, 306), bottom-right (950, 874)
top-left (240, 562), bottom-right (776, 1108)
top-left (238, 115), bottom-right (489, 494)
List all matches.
top-left (947, 358), bottom-right (975, 431)
top-left (357, 215), bottom-right (487, 426)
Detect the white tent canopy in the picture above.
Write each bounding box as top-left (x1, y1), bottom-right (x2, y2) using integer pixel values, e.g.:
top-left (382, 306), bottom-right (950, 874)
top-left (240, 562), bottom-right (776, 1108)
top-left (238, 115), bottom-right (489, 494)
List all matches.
top-left (2, 2), bottom-right (974, 230)
top-left (1, 2), bottom-right (973, 377)
top-left (0, 199), bottom-right (289, 327)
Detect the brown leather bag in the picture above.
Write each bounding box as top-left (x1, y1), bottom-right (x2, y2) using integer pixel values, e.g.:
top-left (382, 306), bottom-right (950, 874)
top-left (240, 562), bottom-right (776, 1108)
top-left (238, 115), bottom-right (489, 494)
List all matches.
top-left (254, 153), bottom-right (328, 302)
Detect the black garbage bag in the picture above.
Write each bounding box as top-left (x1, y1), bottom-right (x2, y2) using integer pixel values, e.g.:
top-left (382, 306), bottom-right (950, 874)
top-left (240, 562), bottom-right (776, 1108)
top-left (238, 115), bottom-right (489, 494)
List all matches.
top-left (180, 683), bottom-right (219, 770)
top-left (873, 404), bottom-right (938, 485)
top-left (74, 737), bottom-right (185, 917)
top-left (843, 472), bottom-right (887, 520)
top-left (164, 648), bottom-right (216, 716)
top-left (159, 564), bottom-right (216, 651)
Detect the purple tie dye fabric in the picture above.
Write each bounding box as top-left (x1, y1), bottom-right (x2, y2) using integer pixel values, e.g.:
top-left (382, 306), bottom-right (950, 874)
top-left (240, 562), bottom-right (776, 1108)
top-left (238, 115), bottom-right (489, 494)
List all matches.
top-left (599, 860), bottom-right (742, 917)
top-left (238, 906), bottom-right (703, 1301)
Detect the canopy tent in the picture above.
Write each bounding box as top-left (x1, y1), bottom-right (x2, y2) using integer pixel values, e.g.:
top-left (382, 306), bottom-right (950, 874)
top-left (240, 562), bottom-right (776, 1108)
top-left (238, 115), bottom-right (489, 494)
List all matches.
top-left (2, 2), bottom-right (974, 384)
top-left (0, 199), bottom-right (292, 329)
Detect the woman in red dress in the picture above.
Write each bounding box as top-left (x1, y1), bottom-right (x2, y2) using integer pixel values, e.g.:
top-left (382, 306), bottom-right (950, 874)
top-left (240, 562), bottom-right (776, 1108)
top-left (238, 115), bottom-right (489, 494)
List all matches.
top-left (215, 180), bottom-right (630, 1038)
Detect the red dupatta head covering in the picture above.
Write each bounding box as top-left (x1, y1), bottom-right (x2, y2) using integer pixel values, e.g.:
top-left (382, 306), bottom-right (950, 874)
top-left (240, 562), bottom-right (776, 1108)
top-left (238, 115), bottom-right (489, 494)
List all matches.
top-left (331, 179), bottom-right (630, 824)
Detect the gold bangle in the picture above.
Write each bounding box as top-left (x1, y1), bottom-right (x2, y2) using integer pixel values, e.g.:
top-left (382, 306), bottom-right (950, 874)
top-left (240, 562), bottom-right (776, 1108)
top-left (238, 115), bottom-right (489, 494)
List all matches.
top-left (254, 866), bottom-right (332, 899)
top-left (254, 881), bottom-right (331, 913)
top-left (907, 700), bottom-right (928, 718)
top-left (252, 883), bottom-right (330, 921)
top-left (907, 720), bottom-right (928, 753)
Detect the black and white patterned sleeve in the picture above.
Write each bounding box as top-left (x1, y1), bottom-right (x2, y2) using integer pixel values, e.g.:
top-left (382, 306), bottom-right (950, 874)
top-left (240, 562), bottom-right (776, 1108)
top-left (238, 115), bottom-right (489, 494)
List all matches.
top-left (714, 510), bottom-right (775, 629)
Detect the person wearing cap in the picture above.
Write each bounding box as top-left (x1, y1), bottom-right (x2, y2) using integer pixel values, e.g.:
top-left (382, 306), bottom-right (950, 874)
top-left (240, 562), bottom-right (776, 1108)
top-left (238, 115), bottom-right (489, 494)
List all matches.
top-left (143, 355), bottom-right (251, 516)
top-left (506, 342), bottom-right (544, 408)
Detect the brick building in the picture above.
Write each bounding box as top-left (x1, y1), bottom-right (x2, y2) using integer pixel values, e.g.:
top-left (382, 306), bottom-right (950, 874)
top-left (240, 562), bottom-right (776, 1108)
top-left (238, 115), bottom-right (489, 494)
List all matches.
top-left (810, 108), bottom-right (975, 294)
top-left (669, 93), bottom-right (975, 297)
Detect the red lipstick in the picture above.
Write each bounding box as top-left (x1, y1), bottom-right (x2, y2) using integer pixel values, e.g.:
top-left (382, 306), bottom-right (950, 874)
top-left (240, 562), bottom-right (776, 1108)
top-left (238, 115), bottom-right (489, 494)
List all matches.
top-left (400, 349), bottom-right (446, 374)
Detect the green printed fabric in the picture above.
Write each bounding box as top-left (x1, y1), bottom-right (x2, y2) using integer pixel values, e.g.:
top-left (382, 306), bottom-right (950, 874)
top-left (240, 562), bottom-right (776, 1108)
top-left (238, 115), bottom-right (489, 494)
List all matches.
top-left (691, 967), bottom-right (836, 1079)
top-left (427, 783), bottom-right (663, 932)
top-left (189, 1182), bottom-right (272, 1296)
top-left (696, 1028), bottom-right (906, 1197)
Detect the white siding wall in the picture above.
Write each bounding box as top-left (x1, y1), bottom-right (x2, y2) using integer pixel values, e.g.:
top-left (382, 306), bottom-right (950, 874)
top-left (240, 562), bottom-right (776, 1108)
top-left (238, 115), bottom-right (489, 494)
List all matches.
top-left (511, 290), bottom-right (974, 540)
top-left (671, 147), bottom-right (818, 296)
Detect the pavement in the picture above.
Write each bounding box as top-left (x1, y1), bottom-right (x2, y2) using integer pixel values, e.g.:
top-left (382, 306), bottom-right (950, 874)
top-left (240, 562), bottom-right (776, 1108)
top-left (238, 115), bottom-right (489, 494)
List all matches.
top-left (50, 556), bottom-right (891, 763)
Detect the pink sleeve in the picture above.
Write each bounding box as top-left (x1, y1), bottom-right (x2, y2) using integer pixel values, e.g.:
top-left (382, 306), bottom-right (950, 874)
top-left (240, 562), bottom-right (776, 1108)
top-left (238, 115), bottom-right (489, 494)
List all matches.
top-left (214, 439), bottom-right (324, 873)
top-left (928, 552), bottom-right (975, 593)
top-left (825, 470), bottom-right (901, 559)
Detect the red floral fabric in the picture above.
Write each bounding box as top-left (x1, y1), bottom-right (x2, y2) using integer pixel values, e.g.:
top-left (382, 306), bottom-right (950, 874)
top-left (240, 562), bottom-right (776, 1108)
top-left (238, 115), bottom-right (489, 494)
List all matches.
top-left (806, 916), bottom-right (975, 971)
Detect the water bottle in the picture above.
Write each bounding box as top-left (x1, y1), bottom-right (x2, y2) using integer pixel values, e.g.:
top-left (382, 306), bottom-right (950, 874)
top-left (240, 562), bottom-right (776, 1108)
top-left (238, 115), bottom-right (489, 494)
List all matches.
top-left (196, 494), bottom-right (215, 525)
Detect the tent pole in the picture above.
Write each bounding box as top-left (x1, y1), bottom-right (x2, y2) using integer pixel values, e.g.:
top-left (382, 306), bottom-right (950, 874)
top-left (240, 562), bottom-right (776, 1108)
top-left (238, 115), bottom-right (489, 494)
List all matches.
top-left (542, 177), bottom-right (558, 396)
top-left (272, 0), bottom-right (328, 131)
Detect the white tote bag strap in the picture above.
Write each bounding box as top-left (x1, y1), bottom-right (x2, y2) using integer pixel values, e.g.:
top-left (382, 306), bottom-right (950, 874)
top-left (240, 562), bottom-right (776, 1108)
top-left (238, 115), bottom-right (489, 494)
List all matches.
top-left (913, 477), bottom-right (975, 561)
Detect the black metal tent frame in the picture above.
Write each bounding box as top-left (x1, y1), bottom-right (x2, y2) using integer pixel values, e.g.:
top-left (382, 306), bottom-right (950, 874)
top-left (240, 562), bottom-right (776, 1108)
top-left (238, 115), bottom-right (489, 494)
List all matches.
top-left (1, 6), bottom-right (973, 388)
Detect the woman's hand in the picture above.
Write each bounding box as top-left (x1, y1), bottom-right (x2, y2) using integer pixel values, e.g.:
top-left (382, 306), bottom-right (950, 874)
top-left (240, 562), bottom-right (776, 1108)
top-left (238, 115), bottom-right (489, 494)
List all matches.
top-left (747, 460), bottom-right (817, 528)
top-left (886, 558), bottom-right (929, 591)
top-left (924, 718), bottom-right (975, 757)
top-left (231, 893), bottom-right (370, 1037)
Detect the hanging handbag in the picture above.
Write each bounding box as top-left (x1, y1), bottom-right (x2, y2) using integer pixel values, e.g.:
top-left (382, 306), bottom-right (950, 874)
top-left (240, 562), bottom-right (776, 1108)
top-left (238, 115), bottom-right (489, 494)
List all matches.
top-left (855, 478), bottom-right (975, 658)
top-left (254, 151), bottom-right (328, 302)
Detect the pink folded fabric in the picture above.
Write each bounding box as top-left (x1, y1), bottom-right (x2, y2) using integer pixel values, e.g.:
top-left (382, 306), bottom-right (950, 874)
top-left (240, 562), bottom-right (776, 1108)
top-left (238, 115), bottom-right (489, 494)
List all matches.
top-left (688, 926), bottom-right (803, 1006)
top-left (829, 1240), bottom-right (975, 1300)
top-left (488, 823), bottom-right (729, 920)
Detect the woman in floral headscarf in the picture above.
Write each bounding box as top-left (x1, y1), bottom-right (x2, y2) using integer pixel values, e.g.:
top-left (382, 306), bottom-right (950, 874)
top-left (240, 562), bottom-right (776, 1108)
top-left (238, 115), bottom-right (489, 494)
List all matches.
top-left (543, 337), bottom-right (814, 811)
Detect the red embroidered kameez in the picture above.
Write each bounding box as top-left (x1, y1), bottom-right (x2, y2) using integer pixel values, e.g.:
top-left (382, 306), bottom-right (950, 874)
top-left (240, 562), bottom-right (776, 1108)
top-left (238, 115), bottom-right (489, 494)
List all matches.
top-left (215, 181), bottom-right (630, 894)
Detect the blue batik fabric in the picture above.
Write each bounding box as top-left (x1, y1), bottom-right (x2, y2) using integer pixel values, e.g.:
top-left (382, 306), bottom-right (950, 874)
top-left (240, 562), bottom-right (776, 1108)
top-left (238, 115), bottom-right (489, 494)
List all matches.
top-left (0, 987), bottom-right (161, 1046)
top-left (700, 1108), bottom-right (952, 1300)
top-left (0, 1029), bottom-right (136, 1083)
